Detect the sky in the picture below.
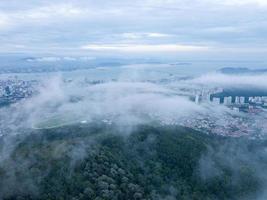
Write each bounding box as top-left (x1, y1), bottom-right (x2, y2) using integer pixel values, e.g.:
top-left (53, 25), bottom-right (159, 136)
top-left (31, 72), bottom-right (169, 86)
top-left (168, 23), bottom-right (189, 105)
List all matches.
top-left (0, 0), bottom-right (267, 59)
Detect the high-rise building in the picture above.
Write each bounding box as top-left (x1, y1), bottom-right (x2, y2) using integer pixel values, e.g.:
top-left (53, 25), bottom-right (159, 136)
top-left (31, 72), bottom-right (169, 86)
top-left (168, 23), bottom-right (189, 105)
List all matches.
top-left (250, 97), bottom-right (256, 103)
top-left (235, 96), bottom-right (240, 104)
top-left (213, 97), bottom-right (220, 104)
top-left (195, 94), bottom-right (200, 104)
top-left (240, 97), bottom-right (245, 104)
top-left (255, 96), bottom-right (262, 102)
top-left (206, 93), bottom-right (211, 102)
top-left (224, 96), bottom-right (232, 105)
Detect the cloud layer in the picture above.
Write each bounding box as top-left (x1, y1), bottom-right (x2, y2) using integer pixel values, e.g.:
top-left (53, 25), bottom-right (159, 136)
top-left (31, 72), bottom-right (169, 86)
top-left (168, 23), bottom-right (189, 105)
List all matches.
top-left (0, 0), bottom-right (266, 59)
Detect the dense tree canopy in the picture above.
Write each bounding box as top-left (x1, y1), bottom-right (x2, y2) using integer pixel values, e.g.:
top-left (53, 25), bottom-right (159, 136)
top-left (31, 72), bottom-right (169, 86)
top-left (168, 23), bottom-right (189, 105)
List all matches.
top-left (0, 124), bottom-right (266, 200)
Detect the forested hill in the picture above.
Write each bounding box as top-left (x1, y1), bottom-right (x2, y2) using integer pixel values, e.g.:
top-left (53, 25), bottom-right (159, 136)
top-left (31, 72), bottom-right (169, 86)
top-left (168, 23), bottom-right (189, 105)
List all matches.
top-left (0, 124), bottom-right (266, 200)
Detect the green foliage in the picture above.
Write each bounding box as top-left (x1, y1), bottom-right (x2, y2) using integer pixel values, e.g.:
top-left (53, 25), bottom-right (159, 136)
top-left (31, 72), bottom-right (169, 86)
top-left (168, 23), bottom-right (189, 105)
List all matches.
top-left (0, 124), bottom-right (265, 200)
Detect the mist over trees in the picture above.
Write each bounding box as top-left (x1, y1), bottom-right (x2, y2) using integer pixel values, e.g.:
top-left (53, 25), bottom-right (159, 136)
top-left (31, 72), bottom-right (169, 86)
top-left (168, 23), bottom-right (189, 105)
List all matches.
top-left (0, 123), bottom-right (266, 200)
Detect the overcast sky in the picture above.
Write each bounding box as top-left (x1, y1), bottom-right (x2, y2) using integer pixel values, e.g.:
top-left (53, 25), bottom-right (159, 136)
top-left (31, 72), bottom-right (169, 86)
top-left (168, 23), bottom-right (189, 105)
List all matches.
top-left (0, 0), bottom-right (267, 59)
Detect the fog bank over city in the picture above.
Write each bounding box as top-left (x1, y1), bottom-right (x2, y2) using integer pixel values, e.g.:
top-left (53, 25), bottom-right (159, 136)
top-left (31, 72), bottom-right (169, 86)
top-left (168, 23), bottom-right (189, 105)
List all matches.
top-left (1, 68), bottom-right (267, 139)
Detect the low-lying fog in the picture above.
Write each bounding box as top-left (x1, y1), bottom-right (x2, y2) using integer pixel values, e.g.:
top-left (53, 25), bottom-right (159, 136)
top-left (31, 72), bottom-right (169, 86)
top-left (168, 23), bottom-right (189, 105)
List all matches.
top-left (1, 65), bottom-right (267, 137)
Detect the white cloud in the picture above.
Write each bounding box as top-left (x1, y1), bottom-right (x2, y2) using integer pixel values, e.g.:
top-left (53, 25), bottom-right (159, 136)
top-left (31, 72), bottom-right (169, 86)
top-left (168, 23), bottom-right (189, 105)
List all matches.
top-left (0, 4), bottom-right (90, 30)
top-left (0, 3), bottom-right (128, 33)
top-left (210, 0), bottom-right (267, 7)
top-left (145, 32), bottom-right (171, 38)
top-left (121, 33), bottom-right (142, 39)
top-left (21, 79), bottom-right (203, 128)
top-left (204, 26), bottom-right (245, 34)
top-left (0, 0), bottom-right (266, 55)
top-left (81, 43), bottom-right (210, 53)
top-left (190, 73), bottom-right (267, 89)
top-left (0, 13), bottom-right (10, 29)
top-left (24, 4), bottom-right (84, 20)
top-left (121, 32), bottom-right (171, 40)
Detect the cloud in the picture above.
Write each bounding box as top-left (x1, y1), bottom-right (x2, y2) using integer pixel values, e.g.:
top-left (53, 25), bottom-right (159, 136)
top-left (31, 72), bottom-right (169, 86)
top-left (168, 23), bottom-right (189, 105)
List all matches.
top-left (0, 0), bottom-right (266, 58)
top-left (203, 26), bottom-right (245, 34)
top-left (121, 32), bottom-right (172, 39)
top-left (81, 43), bottom-right (210, 53)
top-left (24, 4), bottom-right (84, 20)
top-left (0, 12), bottom-right (10, 29)
top-left (189, 73), bottom-right (267, 89)
top-left (213, 0), bottom-right (267, 7)
top-left (4, 71), bottom-right (263, 135)
top-left (0, 75), bottom-right (206, 133)
top-left (4, 4), bottom-right (87, 25)
top-left (146, 33), bottom-right (171, 38)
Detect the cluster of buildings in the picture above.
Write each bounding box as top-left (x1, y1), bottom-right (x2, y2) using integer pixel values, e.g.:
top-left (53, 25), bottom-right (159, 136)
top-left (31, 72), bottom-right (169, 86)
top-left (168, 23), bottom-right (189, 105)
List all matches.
top-left (194, 88), bottom-right (223, 104)
top-left (215, 96), bottom-right (267, 112)
top-left (181, 112), bottom-right (262, 138)
top-left (211, 96), bottom-right (267, 105)
top-left (194, 88), bottom-right (267, 112)
top-left (0, 79), bottom-right (38, 106)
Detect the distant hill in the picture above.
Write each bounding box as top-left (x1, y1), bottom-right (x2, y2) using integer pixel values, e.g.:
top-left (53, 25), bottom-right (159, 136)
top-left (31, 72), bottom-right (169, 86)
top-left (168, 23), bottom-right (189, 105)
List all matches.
top-left (218, 67), bottom-right (267, 74)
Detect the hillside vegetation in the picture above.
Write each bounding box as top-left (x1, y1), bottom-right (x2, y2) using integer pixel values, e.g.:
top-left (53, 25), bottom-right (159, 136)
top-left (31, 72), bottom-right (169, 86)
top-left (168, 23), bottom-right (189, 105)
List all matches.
top-left (0, 124), bottom-right (266, 200)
